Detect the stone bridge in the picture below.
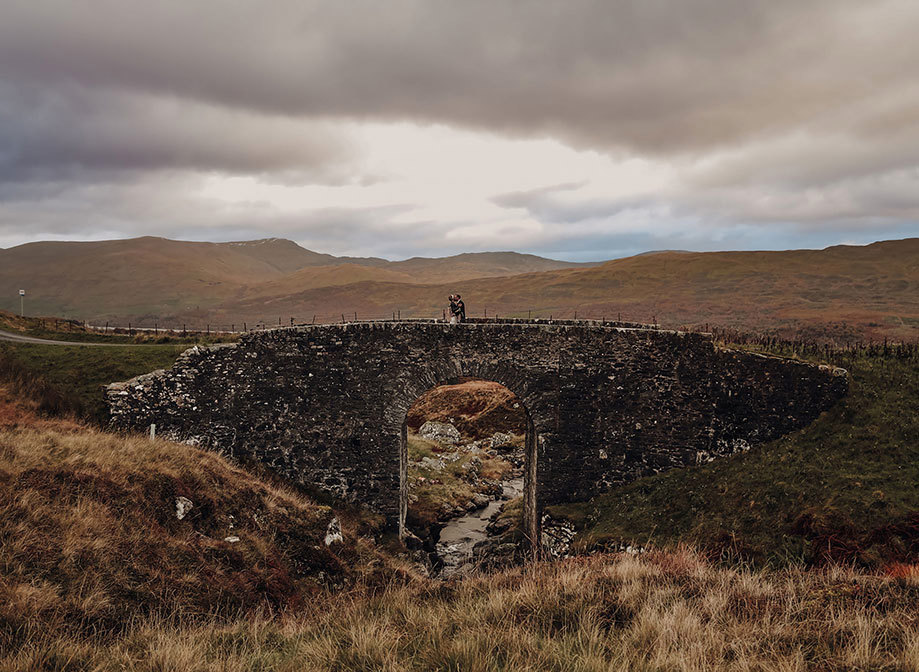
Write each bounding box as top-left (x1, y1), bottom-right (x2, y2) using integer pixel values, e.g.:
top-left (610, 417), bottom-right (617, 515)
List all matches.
top-left (106, 319), bottom-right (847, 544)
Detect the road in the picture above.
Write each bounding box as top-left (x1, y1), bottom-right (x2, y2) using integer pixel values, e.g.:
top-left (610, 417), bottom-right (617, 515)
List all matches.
top-left (0, 328), bottom-right (158, 347)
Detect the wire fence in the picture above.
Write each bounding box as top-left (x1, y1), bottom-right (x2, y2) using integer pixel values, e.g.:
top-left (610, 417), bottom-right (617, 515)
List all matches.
top-left (24, 310), bottom-right (918, 356)
top-left (75, 307), bottom-right (665, 335)
top-left (701, 325), bottom-right (919, 364)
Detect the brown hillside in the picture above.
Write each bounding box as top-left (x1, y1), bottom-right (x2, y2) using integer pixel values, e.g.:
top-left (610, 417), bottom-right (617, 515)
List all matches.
top-left (242, 263), bottom-right (416, 298)
top-left (405, 379), bottom-right (527, 439)
top-left (3, 236), bottom-right (916, 340)
top-left (219, 238), bottom-right (919, 341)
top-left (0, 237), bottom-right (292, 320)
top-left (0, 236), bottom-right (583, 322)
top-left (388, 251), bottom-right (593, 283)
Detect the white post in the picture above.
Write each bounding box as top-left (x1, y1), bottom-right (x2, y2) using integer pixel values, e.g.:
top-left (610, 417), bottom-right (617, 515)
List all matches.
top-left (149, 423), bottom-right (156, 441)
top-left (19, 289), bottom-right (25, 317)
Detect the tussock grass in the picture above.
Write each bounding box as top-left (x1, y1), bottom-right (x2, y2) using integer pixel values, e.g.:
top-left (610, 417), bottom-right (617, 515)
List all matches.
top-left (5, 550), bottom-right (919, 670)
top-left (0, 350), bottom-right (78, 418)
top-left (0, 417), bottom-right (409, 653)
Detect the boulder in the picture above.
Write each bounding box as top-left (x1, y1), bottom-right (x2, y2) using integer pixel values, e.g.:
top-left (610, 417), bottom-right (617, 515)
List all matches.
top-left (419, 421), bottom-right (461, 445)
top-left (470, 493), bottom-right (491, 509)
top-left (420, 456), bottom-right (445, 471)
top-left (324, 517), bottom-right (343, 546)
top-left (174, 496), bottom-right (193, 520)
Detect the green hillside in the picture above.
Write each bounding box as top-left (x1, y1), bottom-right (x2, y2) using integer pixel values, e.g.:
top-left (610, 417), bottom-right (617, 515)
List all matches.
top-left (551, 344), bottom-right (919, 567)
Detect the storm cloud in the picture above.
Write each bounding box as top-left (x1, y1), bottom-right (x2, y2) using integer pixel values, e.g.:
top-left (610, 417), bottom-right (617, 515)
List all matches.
top-left (1, 0), bottom-right (917, 257)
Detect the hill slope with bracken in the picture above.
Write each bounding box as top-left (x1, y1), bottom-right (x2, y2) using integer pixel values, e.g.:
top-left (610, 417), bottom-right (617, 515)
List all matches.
top-left (0, 365), bottom-right (407, 645)
top-left (219, 238), bottom-right (919, 341)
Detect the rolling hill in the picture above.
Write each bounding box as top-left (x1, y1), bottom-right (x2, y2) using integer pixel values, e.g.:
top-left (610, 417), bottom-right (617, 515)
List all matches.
top-left (0, 236), bottom-right (588, 323)
top-left (217, 238), bottom-right (919, 341)
top-left (2, 236), bottom-right (917, 341)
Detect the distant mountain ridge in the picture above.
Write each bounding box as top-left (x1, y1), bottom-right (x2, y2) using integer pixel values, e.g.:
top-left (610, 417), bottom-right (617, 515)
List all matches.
top-left (216, 238), bottom-right (919, 342)
top-left (0, 236), bottom-right (591, 320)
top-left (1, 235), bottom-right (916, 341)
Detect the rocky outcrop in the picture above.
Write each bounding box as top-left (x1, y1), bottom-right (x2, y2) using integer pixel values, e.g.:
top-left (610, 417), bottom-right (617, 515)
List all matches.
top-left (419, 421), bottom-right (461, 445)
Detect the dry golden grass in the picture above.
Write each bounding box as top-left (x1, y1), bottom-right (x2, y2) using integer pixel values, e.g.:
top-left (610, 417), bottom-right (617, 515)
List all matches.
top-left (4, 549), bottom-right (919, 670)
top-left (0, 401), bottom-right (411, 656)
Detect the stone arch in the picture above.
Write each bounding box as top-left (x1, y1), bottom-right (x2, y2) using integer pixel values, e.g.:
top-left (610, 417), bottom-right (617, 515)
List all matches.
top-left (106, 321), bottom-right (848, 555)
top-left (385, 359), bottom-right (546, 549)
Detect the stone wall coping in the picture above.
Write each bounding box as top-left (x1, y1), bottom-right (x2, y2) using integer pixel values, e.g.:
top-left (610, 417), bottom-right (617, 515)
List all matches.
top-left (716, 344), bottom-right (849, 378)
top-left (250, 319), bottom-right (688, 337)
top-left (248, 322), bottom-right (845, 376)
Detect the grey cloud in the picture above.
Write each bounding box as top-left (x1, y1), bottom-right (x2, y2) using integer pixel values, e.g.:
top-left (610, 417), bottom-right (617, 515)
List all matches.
top-left (0, 82), bottom-right (359, 182)
top-left (493, 183), bottom-right (657, 225)
top-left (0, 171), bottom-right (431, 256)
top-left (1, 0), bottom-right (918, 258)
top-left (1, 1), bottom-right (917, 156)
top-left (491, 169), bottom-right (919, 257)
top-left (492, 182), bottom-right (587, 210)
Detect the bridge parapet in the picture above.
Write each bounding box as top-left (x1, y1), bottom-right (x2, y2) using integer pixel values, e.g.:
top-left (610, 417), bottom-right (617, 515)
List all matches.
top-left (277, 317), bottom-right (660, 329)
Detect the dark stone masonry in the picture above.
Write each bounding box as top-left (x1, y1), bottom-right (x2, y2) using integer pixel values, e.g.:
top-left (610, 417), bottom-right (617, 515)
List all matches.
top-left (106, 319), bottom-right (848, 542)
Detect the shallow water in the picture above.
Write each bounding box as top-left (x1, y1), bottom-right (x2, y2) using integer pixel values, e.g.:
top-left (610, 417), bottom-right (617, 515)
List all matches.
top-left (435, 477), bottom-right (523, 576)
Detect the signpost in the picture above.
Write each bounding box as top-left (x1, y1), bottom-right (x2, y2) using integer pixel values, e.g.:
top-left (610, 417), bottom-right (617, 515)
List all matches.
top-left (18, 289), bottom-right (25, 317)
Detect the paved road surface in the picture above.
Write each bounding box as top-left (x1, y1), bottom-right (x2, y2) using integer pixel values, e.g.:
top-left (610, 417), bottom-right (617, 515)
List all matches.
top-left (0, 328), bottom-right (159, 347)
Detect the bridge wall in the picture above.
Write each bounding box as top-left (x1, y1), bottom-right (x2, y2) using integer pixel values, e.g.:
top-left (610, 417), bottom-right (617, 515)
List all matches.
top-left (106, 323), bottom-right (847, 529)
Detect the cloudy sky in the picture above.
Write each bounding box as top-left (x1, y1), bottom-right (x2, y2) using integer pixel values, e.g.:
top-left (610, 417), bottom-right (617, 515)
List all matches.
top-left (1, 1), bottom-right (918, 260)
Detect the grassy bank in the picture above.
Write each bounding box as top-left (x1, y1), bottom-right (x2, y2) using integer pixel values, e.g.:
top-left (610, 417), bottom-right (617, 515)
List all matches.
top-left (0, 342), bottom-right (187, 423)
top-left (0, 410), bottom-right (408, 655)
top-left (1, 338), bottom-right (918, 669)
top-left (5, 550), bottom-right (919, 671)
top-left (0, 309), bottom-right (237, 345)
top-left (551, 346), bottom-right (919, 567)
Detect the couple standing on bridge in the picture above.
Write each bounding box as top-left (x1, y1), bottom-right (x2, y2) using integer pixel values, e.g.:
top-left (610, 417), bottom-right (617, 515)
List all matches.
top-left (448, 294), bottom-right (466, 324)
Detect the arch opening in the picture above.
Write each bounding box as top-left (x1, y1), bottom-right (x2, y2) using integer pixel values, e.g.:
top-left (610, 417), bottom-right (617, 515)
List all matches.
top-left (399, 378), bottom-right (539, 574)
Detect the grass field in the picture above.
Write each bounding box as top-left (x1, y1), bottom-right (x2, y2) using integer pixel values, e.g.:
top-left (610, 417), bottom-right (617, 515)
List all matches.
top-left (0, 342), bottom-right (187, 423)
top-left (5, 550), bottom-right (919, 671)
top-left (0, 309), bottom-right (236, 345)
top-left (550, 346), bottom-right (919, 568)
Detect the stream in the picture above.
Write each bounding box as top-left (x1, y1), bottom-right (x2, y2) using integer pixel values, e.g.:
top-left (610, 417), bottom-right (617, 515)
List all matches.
top-left (435, 477), bottom-right (523, 577)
